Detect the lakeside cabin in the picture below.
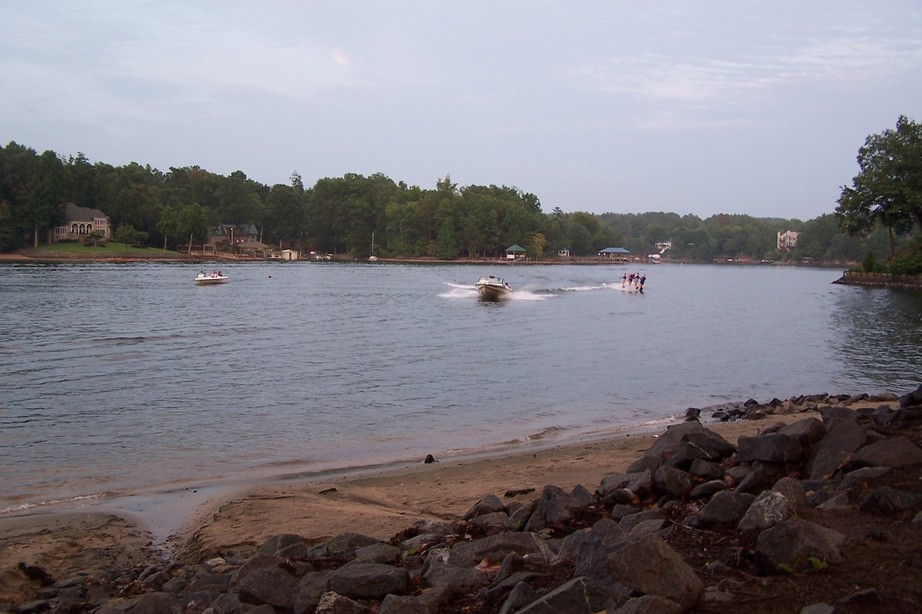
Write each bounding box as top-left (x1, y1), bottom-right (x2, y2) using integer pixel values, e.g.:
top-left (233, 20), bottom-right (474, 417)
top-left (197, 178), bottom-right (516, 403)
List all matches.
top-left (598, 247), bottom-right (631, 263)
top-left (505, 244), bottom-right (526, 260)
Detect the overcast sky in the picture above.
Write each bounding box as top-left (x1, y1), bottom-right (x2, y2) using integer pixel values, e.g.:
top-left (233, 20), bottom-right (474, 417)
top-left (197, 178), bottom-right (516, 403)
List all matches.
top-left (2, 1), bottom-right (920, 220)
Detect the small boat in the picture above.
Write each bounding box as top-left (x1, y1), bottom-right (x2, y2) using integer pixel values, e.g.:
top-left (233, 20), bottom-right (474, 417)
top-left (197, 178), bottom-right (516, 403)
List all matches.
top-left (195, 271), bottom-right (229, 285)
top-left (475, 275), bottom-right (512, 300)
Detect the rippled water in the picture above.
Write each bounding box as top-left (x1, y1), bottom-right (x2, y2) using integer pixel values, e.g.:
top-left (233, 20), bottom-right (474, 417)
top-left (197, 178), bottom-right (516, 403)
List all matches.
top-left (1, 261), bottom-right (919, 518)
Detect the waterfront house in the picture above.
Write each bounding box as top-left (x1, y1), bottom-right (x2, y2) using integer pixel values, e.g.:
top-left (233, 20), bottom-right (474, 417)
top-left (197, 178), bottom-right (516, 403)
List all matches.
top-left (598, 247), bottom-right (631, 262)
top-left (777, 230), bottom-right (800, 251)
top-left (52, 203), bottom-right (111, 242)
top-left (505, 244), bottom-right (526, 260)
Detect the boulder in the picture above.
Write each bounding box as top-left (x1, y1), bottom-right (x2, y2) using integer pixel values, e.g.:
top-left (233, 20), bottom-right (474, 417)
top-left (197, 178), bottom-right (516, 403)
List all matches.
top-left (653, 465), bottom-right (693, 499)
top-left (326, 533), bottom-right (382, 560)
top-left (573, 519), bottom-right (629, 585)
top-left (422, 562), bottom-right (488, 592)
top-left (606, 534), bottom-right (704, 609)
top-left (737, 431), bottom-right (804, 464)
top-left (236, 565), bottom-right (298, 609)
top-left (627, 422), bottom-right (734, 473)
top-left (689, 479), bottom-right (727, 499)
top-left (755, 518), bottom-right (846, 573)
top-left (514, 576), bottom-right (616, 614)
top-left (860, 487), bottom-right (922, 513)
top-left (852, 436), bottom-right (922, 468)
top-left (327, 563), bottom-right (409, 600)
top-left (314, 591), bottom-right (369, 614)
top-left (806, 418), bottom-right (867, 479)
top-left (694, 491), bottom-right (755, 527)
top-left (612, 594), bottom-right (683, 613)
top-left (597, 470), bottom-right (653, 501)
top-left (462, 494), bottom-right (505, 520)
top-left (258, 533), bottom-right (310, 559)
top-left (354, 543), bottom-right (400, 564)
top-left (899, 383), bottom-right (922, 409)
top-left (738, 490), bottom-right (792, 532)
top-left (446, 532), bottom-right (554, 568)
top-left (525, 484), bottom-right (595, 532)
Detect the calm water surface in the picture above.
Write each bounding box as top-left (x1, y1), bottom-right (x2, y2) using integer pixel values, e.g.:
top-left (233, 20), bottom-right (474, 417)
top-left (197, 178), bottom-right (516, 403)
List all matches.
top-left (1, 262), bottom-right (920, 528)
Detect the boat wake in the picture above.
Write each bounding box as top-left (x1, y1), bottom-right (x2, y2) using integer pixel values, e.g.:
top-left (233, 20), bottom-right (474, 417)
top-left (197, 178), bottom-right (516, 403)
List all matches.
top-left (440, 282), bottom-right (548, 301)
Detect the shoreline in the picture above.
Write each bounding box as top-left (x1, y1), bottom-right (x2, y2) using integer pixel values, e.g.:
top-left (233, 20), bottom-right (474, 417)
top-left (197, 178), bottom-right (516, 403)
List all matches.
top-left (0, 409), bottom-right (876, 563)
top-left (1, 392), bottom-right (909, 608)
top-left (0, 406), bottom-right (829, 574)
top-left (0, 413), bottom-right (684, 545)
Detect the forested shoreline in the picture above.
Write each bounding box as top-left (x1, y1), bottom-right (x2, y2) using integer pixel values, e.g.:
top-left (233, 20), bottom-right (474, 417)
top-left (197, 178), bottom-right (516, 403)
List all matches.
top-left (0, 141), bottom-right (912, 264)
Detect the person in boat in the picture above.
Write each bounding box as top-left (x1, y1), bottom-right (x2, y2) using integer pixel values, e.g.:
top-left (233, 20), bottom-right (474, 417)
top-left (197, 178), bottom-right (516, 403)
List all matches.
top-left (621, 273), bottom-right (627, 287)
top-left (639, 274), bottom-right (646, 293)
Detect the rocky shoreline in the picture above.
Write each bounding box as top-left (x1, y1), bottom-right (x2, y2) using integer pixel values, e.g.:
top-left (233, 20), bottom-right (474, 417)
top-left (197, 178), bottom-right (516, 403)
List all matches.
top-left (4, 388), bottom-right (922, 613)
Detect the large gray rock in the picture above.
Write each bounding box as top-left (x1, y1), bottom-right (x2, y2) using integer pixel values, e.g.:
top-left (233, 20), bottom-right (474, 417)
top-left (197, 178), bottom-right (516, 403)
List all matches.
top-left (314, 591), bottom-right (369, 614)
top-left (617, 509), bottom-right (665, 534)
top-left (378, 593), bottom-right (431, 614)
top-left (326, 532), bottom-right (382, 560)
top-left (860, 487), bottom-right (922, 513)
top-left (628, 422), bottom-right (734, 473)
top-left (354, 543), bottom-right (400, 564)
top-left (852, 436), bottom-right (922, 468)
top-left (294, 570), bottom-right (335, 614)
top-left (755, 518), bottom-right (846, 573)
top-left (327, 563), bottom-right (409, 600)
top-left (514, 576), bottom-right (616, 614)
top-left (780, 417), bottom-right (826, 445)
top-left (606, 534), bottom-right (704, 609)
top-left (447, 532), bottom-right (554, 567)
top-left (525, 484), bottom-right (595, 532)
top-left (598, 470), bottom-right (653, 501)
top-left (694, 490), bottom-right (755, 527)
top-left (573, 518), bottom-right (629, 585)
top-left (613, 594), bottom-right (683, 613)
top-left (462, 494), bottom-right (505, 520)
top-left (738, 490), bottom-right (792, 532)
top-left (806, 419), bottom-right (867, 479)
top-left (771, 476), bottom-right (806, 510)
top-left (236, 565), bottom-right (298, 609)
top-left (899, 383), bottom-right (922, 409)
top-left (653, 465), bottom-right (693, 499)
top-left (258, 533), bottom-right (311, 559)
top-left (737, 431), bottom-right (804, 464)
top-left (422, 562), bottom-right (488, 592)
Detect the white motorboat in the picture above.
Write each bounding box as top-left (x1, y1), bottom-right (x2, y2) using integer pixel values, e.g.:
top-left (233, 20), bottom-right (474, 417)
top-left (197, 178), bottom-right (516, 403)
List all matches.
top-left (195, 271), bottom-right (229, 285)
top-left (475, 275), bottom-right (512, 300)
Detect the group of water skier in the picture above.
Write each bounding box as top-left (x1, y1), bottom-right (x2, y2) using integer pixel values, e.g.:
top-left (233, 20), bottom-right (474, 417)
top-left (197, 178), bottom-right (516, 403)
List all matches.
top-left (621, 272), bottom-right (646, 292)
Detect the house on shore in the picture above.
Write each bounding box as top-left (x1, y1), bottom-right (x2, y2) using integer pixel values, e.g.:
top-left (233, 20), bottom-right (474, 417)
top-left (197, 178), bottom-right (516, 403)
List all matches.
top-left (505, 244), bottom-right (526, 260)
top-left (777, 230), bottom-right (800, 252)
top-left (598, 247), bottom-right (631, 262)
top-left (52, 203), bottom-right (111, 242)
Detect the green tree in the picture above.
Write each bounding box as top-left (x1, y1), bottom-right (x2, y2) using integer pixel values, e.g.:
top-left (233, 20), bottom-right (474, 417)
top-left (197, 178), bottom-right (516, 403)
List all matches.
top-left (157, 206), bottom-right (181, 250)
top-left (435, 217), bottom-right (458, 259)
top-left (836, 116), bottom-right (922, 254)
top-left (177, 203), bottom-right (209, 251)
top-left (24, 151), bottom-right (66, 246)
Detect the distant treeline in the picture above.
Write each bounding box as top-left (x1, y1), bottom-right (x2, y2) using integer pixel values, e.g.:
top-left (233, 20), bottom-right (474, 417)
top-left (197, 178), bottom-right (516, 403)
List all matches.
top-left (0, 141), bottom-right (910, 262)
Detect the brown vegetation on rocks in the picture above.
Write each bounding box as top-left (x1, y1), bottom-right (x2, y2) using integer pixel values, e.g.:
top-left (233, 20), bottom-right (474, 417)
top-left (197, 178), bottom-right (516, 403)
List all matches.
top-left (3, 388), bottom-right (922, 613)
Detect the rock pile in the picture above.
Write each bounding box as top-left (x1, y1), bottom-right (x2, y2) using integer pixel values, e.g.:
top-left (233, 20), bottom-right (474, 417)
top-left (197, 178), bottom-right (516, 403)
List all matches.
top-left (7, 387), bottom-right (922, 613)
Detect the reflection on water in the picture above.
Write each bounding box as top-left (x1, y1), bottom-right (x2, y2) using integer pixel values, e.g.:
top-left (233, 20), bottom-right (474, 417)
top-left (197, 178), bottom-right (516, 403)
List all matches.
top-left (828, 287), bottom-right (922, 390)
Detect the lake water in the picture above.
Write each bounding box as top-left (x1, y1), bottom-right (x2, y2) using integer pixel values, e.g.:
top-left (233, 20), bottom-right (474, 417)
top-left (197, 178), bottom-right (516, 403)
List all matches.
top-left (1, 261), bottom-right (919, 534)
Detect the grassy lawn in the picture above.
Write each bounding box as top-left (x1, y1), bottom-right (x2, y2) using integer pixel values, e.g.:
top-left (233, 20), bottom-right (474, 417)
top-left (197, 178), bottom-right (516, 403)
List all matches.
top-left (23, 242), bottom-right (185, 258)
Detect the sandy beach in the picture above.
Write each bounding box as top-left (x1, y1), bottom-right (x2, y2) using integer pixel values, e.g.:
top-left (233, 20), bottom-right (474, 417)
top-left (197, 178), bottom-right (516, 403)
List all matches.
top-left (0, 412), bottom-right (813, 603)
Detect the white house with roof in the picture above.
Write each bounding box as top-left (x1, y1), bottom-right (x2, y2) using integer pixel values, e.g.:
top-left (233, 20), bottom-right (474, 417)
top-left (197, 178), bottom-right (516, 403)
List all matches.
top-left (777, 230), bottom-right (800, 251)
top-left (53, 203), bottom-right (111, 242)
